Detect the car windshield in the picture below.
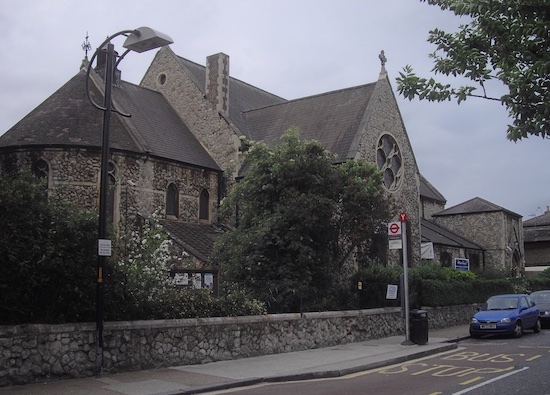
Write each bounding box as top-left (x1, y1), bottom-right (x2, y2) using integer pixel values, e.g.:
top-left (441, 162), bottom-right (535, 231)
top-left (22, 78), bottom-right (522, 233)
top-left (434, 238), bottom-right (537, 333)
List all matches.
top-left (531, 292), bottom-right (550, 304)
top-left (486, 297), bottom-right (518, 310)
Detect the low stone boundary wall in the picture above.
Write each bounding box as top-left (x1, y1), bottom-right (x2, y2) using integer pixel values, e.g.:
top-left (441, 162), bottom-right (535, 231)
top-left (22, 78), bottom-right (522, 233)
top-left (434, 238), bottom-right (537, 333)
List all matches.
top-left (0, 304), bottom-right (476, 387)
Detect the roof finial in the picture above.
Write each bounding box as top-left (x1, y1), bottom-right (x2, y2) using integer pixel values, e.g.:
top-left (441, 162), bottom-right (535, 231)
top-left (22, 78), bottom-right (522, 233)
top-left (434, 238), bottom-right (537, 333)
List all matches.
top-left (378, 50), bottom-right (387, 78)
top-left (82, 32), bottom-right (91, 60)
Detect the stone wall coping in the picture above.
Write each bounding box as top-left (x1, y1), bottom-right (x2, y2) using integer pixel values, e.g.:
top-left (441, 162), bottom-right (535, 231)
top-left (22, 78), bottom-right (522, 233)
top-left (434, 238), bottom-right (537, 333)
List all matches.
top-left (0, 306), bottom-right (477, 336)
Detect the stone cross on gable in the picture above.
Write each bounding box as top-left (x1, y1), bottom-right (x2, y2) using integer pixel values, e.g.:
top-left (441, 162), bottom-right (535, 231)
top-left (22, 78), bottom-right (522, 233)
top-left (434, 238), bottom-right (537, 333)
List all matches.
top-left (379, 50), bottom-right (387, 79)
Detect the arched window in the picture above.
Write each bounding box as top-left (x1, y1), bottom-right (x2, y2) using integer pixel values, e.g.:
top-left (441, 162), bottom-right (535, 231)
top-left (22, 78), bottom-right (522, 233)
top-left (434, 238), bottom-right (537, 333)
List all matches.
top-left (33, 159), bottom-right (49, 179)
top-left (166, 183), bottom-right (179, 217)
top-left (199, 189), bottom-right (209, 221)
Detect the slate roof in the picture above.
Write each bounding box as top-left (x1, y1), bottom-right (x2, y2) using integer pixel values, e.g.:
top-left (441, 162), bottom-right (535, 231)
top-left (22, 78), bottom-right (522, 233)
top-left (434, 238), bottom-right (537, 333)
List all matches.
top-left (523, 209), bottom-right (550, 227)
top-left (419, 174), bottom-right (446, 203)
top-left (433, 197), bottom-right (521, 218)
top-left (160, 220), bottom-right (225, 263)
top-left (243, 84), bottom-right (376, 162)
top-left (421, 218), bottom-right (485, 250)
top-left (175, 55), bottom-right (376, 162)
top-left (0, 68), bottom-right (220, 171)
top-left (175, 55), bottom-right (286, 133)
top-left (523, 209), bottom-right (550, 243)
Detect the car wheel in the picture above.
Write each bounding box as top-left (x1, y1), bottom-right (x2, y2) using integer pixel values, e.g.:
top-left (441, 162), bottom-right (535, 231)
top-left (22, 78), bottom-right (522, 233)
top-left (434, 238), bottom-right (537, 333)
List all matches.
top-left (513, 321), bottom-right (523, 338)
top-left (534, 318), bottom-right (541, 333)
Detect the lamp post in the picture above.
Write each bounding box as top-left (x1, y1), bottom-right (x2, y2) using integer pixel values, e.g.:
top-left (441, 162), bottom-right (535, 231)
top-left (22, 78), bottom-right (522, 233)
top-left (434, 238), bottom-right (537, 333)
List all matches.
top-left (85, 27), bottom-right (173, 377)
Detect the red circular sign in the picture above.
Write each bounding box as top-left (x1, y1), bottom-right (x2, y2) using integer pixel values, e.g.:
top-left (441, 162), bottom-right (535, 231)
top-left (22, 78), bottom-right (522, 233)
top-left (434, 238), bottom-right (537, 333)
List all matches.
top-left (389, 223), bottom-right (400, 234)
top-left (399, 212), bottom-right (407, 222)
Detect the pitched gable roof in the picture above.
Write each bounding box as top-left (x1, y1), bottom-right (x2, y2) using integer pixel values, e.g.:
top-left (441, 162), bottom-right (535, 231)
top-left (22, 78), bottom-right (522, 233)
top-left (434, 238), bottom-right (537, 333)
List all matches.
top-left (160, 219), bottom-right (224, 262)
top-left (523, 209), bottom-right (550, 227)
top-left (0, 70), bottom-right (138, 151)
top-left (175, 55), bottom-right (286, 133)
top-left (420, 174), bottom-right (446, 203)
top-left (421, 218), bottom-right (485, 250)
top-left (433, 197), bottom-right (521, 218)
top-left (243, 84), bottom-right (376, 162)
top-left (0, 68), bottom-right (220, 171)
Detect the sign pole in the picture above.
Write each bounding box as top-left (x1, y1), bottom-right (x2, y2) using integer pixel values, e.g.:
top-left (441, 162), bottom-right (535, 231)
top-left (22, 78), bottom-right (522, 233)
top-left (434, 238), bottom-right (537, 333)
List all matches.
top-left (400, 212), bottom-right (413, 345)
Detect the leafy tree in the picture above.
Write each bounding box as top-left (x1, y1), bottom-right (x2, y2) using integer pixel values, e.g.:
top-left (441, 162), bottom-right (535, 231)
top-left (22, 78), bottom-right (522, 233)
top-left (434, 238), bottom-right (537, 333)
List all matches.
top-left (396, 0), bottom-right (550, 141)
top-left (0, 168), bottom-right (97, 324)
top-left (213, 129), bottom-right (394, 313)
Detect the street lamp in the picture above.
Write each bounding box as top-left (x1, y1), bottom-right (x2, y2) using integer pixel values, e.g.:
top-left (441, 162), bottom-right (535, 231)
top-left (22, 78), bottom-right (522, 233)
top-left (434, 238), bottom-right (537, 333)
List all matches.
top-left (85, 27), bottom-right (173, 377)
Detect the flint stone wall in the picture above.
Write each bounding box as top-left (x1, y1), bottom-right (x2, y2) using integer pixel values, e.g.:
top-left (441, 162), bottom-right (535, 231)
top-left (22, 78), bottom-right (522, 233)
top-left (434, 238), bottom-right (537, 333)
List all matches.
top-left (0, 305), bottom-right (476, 387)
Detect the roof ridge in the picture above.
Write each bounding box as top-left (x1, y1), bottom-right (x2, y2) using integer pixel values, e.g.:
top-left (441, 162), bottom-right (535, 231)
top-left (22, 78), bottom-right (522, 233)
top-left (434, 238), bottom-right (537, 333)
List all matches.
top-left (242, 83), bottom-right (377, 114)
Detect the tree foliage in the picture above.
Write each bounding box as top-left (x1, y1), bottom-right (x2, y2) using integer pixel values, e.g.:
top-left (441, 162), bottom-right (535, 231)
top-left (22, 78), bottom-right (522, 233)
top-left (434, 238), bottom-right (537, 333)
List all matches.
top-left (212, 129), bottom-right (394, 313)
top-left (396, 0), bottom-right (550, 141)
top-left (0, 168), bottom-right (97, 324)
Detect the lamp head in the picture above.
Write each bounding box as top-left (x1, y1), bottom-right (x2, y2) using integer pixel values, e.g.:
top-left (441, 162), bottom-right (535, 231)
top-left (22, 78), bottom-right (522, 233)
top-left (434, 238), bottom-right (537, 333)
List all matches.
top-left (123, 26), bottom-right (173, 53)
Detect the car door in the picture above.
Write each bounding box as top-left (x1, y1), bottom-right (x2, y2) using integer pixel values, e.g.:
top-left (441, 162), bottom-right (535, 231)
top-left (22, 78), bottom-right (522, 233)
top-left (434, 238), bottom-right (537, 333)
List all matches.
top-left (520, 296), bottom-right (537, 327)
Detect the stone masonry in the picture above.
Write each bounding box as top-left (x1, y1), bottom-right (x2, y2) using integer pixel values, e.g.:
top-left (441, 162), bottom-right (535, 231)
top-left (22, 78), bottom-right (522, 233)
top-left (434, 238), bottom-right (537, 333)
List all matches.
top-left (0, 305), bottom-right (476, 387)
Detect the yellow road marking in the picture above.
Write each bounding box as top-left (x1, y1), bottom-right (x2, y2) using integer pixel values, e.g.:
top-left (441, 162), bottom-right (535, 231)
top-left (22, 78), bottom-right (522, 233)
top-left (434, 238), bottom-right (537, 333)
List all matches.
top-left (460, 376), bottom-right (483, 385)
top-left (526, 355), bottom-right (542, 361)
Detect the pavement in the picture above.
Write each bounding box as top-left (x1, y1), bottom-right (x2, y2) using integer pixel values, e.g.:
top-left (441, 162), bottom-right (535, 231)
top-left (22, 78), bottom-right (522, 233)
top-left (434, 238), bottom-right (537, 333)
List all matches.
top-left (0, 325), bottom-right (470, 395)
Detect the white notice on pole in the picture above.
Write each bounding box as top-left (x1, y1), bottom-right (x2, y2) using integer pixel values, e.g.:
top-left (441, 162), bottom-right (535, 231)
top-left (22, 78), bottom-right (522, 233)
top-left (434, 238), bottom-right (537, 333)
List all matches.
top-left (98, 239), bottom-right (112, 257)
top-left (386, 284), bottom-right (398, 300)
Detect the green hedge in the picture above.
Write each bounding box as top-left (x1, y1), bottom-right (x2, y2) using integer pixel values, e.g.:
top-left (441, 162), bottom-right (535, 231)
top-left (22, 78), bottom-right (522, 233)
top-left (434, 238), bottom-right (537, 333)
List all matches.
top-left (412, 279), bottom-right (515, 307)
top-left (354, 263), bottom-right (550, 309)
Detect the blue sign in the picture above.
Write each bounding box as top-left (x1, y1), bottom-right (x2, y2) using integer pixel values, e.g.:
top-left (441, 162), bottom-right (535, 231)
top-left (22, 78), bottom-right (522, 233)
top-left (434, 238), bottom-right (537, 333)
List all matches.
top-left (454, 258), bottom-right (470, 271)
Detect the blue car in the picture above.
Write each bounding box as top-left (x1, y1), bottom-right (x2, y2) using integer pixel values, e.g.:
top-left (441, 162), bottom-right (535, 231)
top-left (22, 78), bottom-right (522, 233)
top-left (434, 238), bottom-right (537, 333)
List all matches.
top-left (470, 294), bottom-right (541, 338)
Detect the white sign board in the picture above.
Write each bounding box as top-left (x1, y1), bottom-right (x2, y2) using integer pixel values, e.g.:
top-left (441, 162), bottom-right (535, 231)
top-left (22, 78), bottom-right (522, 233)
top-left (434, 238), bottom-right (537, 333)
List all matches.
top-left (98, 239), bottom-right (112, 257)
top-left (386, 284), bottom-right (398, 300)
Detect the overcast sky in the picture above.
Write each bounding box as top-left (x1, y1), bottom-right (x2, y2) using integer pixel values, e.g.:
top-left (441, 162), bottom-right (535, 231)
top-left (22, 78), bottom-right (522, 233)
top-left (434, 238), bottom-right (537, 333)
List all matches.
top-left (0, 0), bottom-right (548, 219)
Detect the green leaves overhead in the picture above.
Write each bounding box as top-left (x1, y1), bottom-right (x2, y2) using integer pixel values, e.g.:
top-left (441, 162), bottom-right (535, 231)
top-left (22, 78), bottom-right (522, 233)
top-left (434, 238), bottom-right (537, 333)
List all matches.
top-left (397, 0), bottom-right (550, 141)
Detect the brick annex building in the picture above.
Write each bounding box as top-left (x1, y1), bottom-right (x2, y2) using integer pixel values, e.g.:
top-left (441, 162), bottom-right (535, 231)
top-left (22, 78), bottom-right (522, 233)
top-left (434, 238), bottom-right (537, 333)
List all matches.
top-left (0, 44), bottom-right (525, 275)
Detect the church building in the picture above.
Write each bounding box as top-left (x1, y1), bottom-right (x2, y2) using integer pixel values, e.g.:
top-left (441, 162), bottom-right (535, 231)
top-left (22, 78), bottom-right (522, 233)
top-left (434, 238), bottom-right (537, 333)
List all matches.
top-left (0, 42), bottom-right (523, 274)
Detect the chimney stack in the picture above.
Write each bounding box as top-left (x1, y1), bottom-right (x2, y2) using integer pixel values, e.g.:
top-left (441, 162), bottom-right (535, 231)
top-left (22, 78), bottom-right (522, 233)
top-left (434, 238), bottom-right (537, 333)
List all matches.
top-left (205, 53), bottom-right (229, 115)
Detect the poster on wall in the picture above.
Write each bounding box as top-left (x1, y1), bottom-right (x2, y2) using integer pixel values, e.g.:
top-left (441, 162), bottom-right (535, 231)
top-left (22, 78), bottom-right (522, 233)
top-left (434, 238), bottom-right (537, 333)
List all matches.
top-left (204, 273), bottom-right (214, 289)
top-left (193, 273), bottom-right (202, 288)
top-left (454, 258), bottom-right (470, 271)
top-left (174, 272), bottom-right (189, 286)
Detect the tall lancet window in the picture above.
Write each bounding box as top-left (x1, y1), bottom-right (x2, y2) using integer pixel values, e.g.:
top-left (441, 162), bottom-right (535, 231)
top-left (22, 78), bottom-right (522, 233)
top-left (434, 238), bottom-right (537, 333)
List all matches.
top-left (166, 183), bottom-right (179, 218)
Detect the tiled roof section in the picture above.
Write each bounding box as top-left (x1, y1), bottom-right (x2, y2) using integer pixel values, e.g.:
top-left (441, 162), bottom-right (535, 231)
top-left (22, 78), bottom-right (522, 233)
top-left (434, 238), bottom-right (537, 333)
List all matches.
top-left (243, 84), bottom-right (376, 162)
top-left (419, 174), bottom-right (446, 203)
top-left (113, 81), bottom-right (220, 170)
top-left (421, 218), bottom-right (485, 250)
top-left (160, 220), bottom-right (224, 262)
top-left (0, 69), bottom-right (220, 171)
top-left (524, 209), bottom-right (550, 243)
top-left (524, 226), bottom-right (550, 243)
top-left (523, 209), bottom-right (550, 227)
top-left (0, 70), bottom-right (138, 151)
top-left (433, 197), bottom-right (521, 218)
top-left (175, 56), bottom-right (286, 133)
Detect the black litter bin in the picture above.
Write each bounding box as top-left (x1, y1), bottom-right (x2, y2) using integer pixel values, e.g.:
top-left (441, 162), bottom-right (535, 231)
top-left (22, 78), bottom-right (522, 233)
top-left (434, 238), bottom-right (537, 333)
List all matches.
top-left (410, 309), bottom-right (428, 345)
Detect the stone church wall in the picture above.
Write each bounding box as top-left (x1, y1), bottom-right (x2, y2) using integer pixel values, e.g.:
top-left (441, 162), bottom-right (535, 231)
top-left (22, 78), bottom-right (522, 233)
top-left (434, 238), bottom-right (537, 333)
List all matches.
top-left (354, 76), bottom-right (422, 266)
top-left (0, 148), bottom-right (219, 227)
top-left (141, 48), bottom-right (241, 178)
